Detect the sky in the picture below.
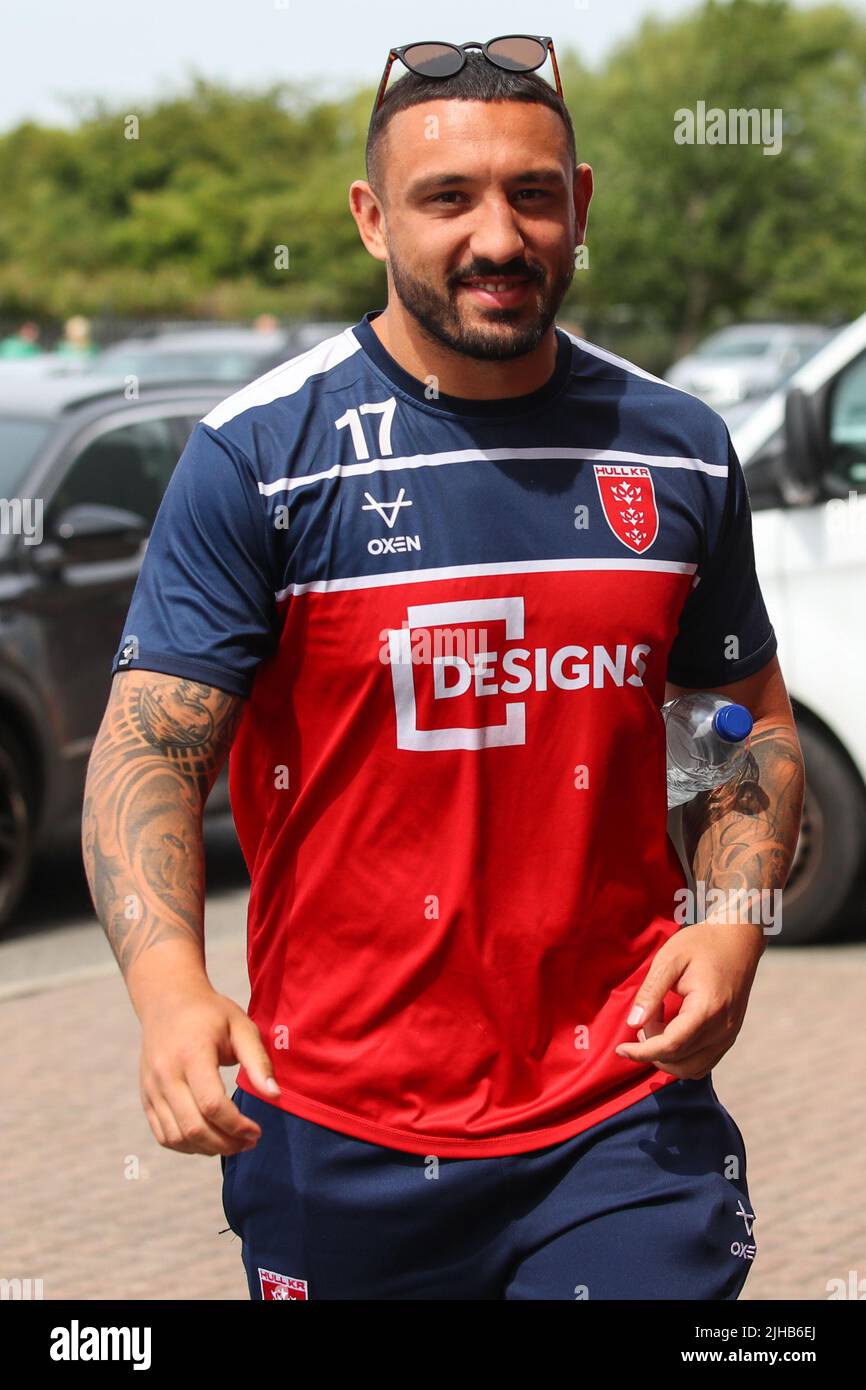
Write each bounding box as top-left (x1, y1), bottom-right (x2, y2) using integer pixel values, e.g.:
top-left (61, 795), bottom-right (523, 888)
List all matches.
top-left (0, 0), bottom-right (810, 132)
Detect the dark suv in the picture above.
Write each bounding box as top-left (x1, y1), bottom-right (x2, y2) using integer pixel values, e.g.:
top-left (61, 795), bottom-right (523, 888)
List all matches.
top-left (0, 374), bottom-right (233, 927)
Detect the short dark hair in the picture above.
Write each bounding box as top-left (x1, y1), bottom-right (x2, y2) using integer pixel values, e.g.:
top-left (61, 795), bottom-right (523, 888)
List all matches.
top-left (365, 50), bottom-right (577, 199)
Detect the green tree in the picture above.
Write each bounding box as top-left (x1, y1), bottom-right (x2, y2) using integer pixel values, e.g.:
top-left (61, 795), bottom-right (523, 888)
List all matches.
top-left (0, 2), bottom-right (864, 367)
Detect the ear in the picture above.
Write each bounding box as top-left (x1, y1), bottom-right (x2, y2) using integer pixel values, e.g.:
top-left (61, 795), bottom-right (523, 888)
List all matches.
top-left (574, 163), bottom-right (594, 246)
top-left (349, 180), bottom-right (388, 264)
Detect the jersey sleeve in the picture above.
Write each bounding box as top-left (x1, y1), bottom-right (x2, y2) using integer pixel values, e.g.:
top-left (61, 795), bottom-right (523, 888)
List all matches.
top-left (109, 420), bottom-right (279, 697)
top-left (666, 431), bottom-right (777, 688)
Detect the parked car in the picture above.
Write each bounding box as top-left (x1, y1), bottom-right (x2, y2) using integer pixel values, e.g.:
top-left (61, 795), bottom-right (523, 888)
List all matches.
top-left (0, 353), bottom-right (88, 381)
top-left (0, 374), bottom-right (232, 927)
top-left (87, 322), bottom-right (351, 385)
top-left (666, 322), bottom-right (835, 411)
top-left (732, 311), bottom-right (866, 943)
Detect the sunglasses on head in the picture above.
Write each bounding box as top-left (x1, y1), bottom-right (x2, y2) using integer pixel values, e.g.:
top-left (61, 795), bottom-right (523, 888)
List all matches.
top-left (371, 35), bottom-right (563, 120)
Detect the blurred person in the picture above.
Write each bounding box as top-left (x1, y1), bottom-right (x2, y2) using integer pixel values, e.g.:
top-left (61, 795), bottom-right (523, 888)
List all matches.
top-left (56, 314), bottom-right (97, 358)
top-left (252, 312), bottom-right (279, 334)
top-left (83, 37), bottom-right (804, 1302)
top-left (0, 320), bottom-right (41, 358)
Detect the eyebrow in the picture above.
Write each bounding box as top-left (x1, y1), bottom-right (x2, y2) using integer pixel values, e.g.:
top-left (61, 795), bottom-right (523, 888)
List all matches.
top-left (406, 169), bottom-right (566, 199)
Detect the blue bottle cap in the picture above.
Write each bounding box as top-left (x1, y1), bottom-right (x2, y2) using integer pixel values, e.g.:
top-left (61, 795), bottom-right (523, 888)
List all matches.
top-left (713, 703), bottom-right (753, 743)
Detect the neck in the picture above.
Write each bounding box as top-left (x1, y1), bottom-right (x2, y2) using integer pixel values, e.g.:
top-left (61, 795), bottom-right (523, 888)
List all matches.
top-left (370, 305), bottom-right (558, 400)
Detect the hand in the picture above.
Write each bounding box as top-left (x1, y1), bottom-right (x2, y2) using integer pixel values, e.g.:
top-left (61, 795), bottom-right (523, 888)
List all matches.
top-left (614, 918), bottom-right (765, 1079)
top-left (139, 979), bottom-right (280, 1155)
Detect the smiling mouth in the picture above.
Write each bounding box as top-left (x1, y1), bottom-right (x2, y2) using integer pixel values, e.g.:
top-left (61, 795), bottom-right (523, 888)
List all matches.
top-left (458, 278), bottom-right (533, 307)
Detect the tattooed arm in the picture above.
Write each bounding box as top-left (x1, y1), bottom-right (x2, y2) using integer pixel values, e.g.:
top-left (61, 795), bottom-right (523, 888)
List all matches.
top-left (82, 669), bottom-right (278, 1155)
top-left (82, 670), bottom-right (241, 973)
top-left (615, 655), bottom-right (805, 1078)
top-left (674, 656), bottom-right (805, 933)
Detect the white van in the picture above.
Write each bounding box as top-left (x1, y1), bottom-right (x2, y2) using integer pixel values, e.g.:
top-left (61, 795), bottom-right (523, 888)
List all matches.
top-left (729, 313), bottom-right (866, 943)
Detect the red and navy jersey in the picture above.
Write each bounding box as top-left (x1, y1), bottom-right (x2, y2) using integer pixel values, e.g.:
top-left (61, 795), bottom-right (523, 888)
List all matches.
top-left (111, 311), bottom-right (776, 1157)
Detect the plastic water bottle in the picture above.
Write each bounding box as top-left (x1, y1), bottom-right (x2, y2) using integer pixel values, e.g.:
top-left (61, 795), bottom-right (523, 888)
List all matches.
top-left (663, 693), bottom-right (753, 808)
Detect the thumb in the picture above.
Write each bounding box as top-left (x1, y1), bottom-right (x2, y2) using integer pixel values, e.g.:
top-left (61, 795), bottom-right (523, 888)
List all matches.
top-left (230, 1013), bottom-right (280, 1098)
top-left (626, 945), bottom-right (684, 1030)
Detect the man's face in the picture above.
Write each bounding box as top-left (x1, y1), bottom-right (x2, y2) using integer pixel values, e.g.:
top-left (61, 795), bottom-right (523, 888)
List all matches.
top-left (369, 100), bottom-right (591, 362)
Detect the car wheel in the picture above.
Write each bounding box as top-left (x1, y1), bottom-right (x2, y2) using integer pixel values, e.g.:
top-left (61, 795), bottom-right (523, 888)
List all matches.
top-left (0, 722), bottom-right (36, 930)
top-left (776, 718), bottom-right (866, 945)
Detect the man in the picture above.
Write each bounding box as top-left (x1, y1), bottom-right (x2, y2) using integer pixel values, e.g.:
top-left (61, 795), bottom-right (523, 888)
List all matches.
top-left (83, 40), bottom-right (804, 1301)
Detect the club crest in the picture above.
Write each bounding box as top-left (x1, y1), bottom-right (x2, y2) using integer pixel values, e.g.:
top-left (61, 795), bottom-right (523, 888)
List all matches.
top-left (593, 465), bottom-right (659, 553)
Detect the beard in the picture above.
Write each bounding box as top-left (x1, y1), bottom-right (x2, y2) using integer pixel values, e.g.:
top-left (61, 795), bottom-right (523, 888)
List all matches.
top-left (387, 247), bottom-right (576, 362)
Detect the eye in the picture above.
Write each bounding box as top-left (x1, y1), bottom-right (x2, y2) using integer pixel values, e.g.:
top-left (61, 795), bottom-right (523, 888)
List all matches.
top-left (427, 187), bottom-right (551, 206)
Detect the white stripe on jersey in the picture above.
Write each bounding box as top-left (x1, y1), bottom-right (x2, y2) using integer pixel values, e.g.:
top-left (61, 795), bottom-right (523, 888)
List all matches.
top-left (275, 555), bottom-right (698, 601)
top-left (201, 319), bottom-right (721, 441)
top-left (201, 326), bottom-right (361, 430)
top-left (560, 328), bottom-right (711, 403)
top-left (257, 446), bottom-right (727, 496)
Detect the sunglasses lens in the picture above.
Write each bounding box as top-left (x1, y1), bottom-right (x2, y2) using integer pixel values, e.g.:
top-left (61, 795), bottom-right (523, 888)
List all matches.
top-left (402, 43), bottom-right (464, 77)
top-left (487, 36), bottom-right (547, 72)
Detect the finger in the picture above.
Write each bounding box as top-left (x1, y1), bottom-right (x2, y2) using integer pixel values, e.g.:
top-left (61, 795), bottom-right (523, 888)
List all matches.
top-left (639, 1004), bottom-right (665, 1041)
top-left (230, 1015), bottom-right (281, 1098)
top-left (616, 994), bottom-right (714, 1063)
top-left (159, 1077), bottom-right (245, 1156)
top-left (143, 1101), bottom-right (167, 1147)
top-left (626, 948), bottom-right (685, 1031)
top-left (647, 1045), bottom-right (720, 1081)
top-left (146, 1091), bottom-right (195, 1153)
top-left (617, 1019), bottom-right (715, 1064)
top-left (184, 1057), bottom-right (262, 1146)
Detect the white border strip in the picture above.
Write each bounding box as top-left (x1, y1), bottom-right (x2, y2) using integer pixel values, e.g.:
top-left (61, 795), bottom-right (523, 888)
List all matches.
top-left (258, 445), bottom-right (726, 495)
top-left (560, 328), bottom-right (703, 399)
top-left (202, 326), bottom-right (361, 429)
top-left (276, 555), bottom-right (697, 600)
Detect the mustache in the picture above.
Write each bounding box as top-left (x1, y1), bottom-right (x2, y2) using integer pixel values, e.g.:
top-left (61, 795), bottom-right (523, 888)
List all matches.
top-left (452, 263), bottom-right (544, 285)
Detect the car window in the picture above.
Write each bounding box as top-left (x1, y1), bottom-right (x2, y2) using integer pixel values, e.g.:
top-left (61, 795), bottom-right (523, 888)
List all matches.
top-left (793, 338), bottom-right (825, 361)
top-left (694, 332), bottom-right (773, 359)
top-left (176, 415), bottom-right (203, 445)
top-left (828, 351), bottom-right (866, 492)
top-left (97, 348), bottom-right (273, 383)
top-left (0, 417), bottom-right (52, 494)
top-left (777, 338), bottom-right (822, 370)
top-left (48, 417), bottom-right (179, 528)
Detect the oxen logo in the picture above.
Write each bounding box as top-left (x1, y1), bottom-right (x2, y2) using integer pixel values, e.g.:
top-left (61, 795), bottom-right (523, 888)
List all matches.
top-left (593, 465), bottom-right (659, 553)
top-left (362, 488), bottom-right (412, 528)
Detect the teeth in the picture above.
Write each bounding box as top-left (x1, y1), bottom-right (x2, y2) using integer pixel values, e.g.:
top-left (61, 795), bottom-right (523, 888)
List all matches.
top-left (470, 282), bottom-right (517, 292)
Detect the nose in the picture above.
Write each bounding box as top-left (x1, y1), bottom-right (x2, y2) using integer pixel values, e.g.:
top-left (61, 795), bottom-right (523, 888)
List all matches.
top-left (466, 192), bottom-right (528, 268)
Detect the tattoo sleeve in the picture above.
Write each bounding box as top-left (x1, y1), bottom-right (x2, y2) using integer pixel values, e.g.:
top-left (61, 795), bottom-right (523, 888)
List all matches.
top-left (81, 671), bottom-right (245, 976)
top-left (680, 719), bottom-right (806, 920)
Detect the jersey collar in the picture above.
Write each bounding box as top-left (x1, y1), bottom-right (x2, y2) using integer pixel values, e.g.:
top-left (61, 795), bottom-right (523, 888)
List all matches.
top-left (351, 309), bottom-right (573, 419)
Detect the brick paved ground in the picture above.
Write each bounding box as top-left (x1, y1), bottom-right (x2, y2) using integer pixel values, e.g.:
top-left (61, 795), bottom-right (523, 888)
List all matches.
top-left (2, 919), bottom-right (864, 1301)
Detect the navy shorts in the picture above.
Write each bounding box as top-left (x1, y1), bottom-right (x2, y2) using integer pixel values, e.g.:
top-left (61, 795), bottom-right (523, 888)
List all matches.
top-left (220, 1075), bottom-right (757, 1300)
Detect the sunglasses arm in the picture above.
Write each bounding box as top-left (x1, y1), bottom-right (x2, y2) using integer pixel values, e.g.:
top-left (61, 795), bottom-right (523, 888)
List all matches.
top-left (373, 51), bottom-right (399, 116)
top-left (546, 40), bottom-right (563, 99)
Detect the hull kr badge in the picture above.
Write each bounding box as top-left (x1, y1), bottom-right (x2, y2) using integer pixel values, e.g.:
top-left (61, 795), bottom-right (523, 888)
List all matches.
top-left (258, 1267), bottom-right (309, 1300)
top-left (593, 465), bottom-right (659, 553)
